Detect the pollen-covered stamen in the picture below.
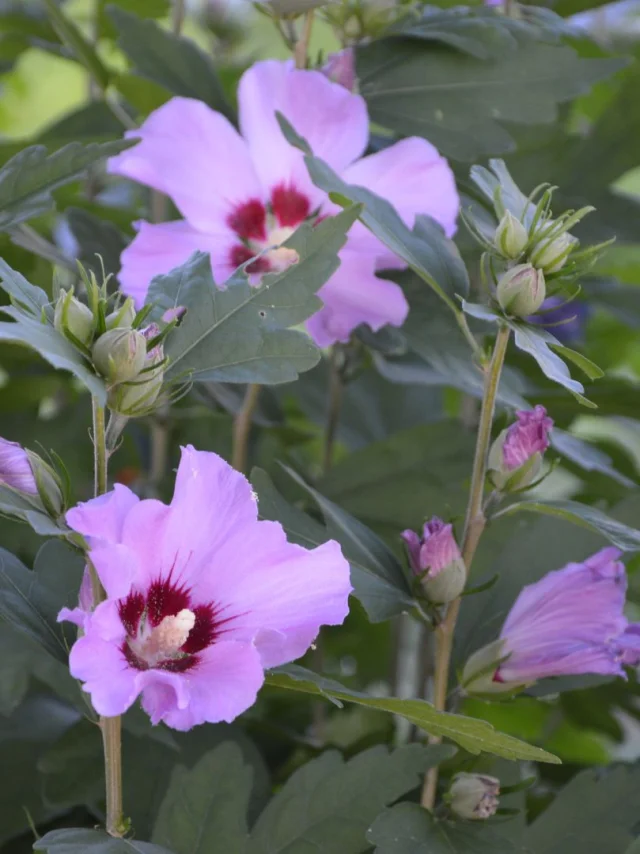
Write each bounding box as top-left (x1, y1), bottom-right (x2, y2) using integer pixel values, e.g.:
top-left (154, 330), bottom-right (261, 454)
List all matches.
top-left (129, 607), bottom-right (196, 667)
top-left (264, 226), bottom-right (298, 270)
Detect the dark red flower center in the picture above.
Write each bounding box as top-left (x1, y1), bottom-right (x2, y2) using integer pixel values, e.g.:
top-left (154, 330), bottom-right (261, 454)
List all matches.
top-left (118, 577), bottom-right (234, 673)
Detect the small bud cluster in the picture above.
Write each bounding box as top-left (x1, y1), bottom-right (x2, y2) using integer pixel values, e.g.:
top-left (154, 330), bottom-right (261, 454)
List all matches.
top-left (52, 265), bottom-right (176, 418)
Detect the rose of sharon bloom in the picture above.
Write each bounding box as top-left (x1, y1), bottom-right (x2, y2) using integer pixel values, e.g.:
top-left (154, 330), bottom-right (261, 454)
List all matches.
top-left (502, 405), bottom-right (553, 471)
top-left (108, 59), bottom-right (459, 347)
top-left (0, 438), bottom-right (37, 494)
top-left (59, 446), bottom-right (351, 729)
top-left (496, 547), bottom-right (640, 684)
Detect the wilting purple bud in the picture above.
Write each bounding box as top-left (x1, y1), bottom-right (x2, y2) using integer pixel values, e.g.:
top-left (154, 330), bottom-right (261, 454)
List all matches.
top-left (449, 773), bottom-right (500, 820)
top-left (488, 405), bottom-right (553, 490)
top-left (462, 547), bottom-right (640, 693)
top-left (0, 438), bottom-right (37, 494)
top-left (162, 306), bottom-right (186, 324)
top-left (401, 518), bottom-right (465, 604)
top-left (322, 49), bottom-right (356, 91)
top-left (496, 264), bottom-right (546, 317)
top-left (526, 296), bottom-right (589, 345)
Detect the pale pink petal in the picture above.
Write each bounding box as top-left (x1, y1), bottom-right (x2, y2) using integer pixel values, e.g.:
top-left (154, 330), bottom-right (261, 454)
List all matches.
top-left (120, 499), bottom-right (172, 587)
top-left (66, 485), bottom-right (139, 545)
top-left (137, 670), bottom-right (191, 725)
top-left (200, 523), bottom-right (352, 668)
top-left (108, 97), bottom-right (263, 232)
top-left (342, 137), bottom-right (460, 263)
top-left (69, 633), bottom-right (139, 716)
top-left (149, 641), bottom-right (264, 730)
top-left (89, 544), bottom-right (140, 600)
top-left (57, 607), bottom-right (88, 629)
top-left (305, 251), bottom-right (408, 347)
top-left (119, 220), bottom-right (238, 308)
top-left (238, 59), bottom-right (368, 204)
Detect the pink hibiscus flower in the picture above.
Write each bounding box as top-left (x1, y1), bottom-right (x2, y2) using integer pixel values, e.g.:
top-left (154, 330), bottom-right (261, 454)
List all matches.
top-left (108, 59), bottom-right (459, 347)
top-left (59, 446), bottom-right (351, 730)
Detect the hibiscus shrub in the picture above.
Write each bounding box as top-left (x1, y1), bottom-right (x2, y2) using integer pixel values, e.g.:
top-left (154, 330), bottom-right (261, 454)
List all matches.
top-left (1, 1), bottom-right (640, 852)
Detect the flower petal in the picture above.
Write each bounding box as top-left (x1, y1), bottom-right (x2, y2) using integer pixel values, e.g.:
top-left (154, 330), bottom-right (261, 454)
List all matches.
top-left (137, 670), bottom-right (191, 726)
top-left (144, 641), bottom-right (264, 730)
top-left (69, 633), bottom-right (139, 716)
top-left (238, 59), bottom-right (368, 203)
top-left (118, 220), bottom-right (237, 308)
top-left (305, 251), bottom-right (408, 347)
top-left (206, 522), bottom-right (352, 668)
top-left (108, 97), bottom-right (263, 232)
top-left (341, 137), bottom-right (460, 263)
top-left (66, 484), bottom-right (139, 545)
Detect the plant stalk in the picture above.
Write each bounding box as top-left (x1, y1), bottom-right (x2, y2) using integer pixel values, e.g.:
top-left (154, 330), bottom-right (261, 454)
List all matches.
top-left (420, 324), bottom-right (510, 810)
top-left (322, 347), bottom-right (344, 474)
top-left (232, 383), bottom-right (260, 474)
top-left (294, 10), bottom-right (314, 69)
top-left (92, 397), bottom-right (124, 837)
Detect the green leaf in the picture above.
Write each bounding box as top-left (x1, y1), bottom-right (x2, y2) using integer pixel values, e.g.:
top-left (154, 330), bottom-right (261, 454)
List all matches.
top-left (42, 0), bottom-right (110, 90)
top-left (551, 343), bottom-right (604, 380)
top-left (34, 830), bottom-right (173, 854)
top-left (147, 207), bottom-right (360, 385)
top-left (0, 257), bottom-right (49, 314)
top-left (356, 38), bottom-right (625, 161)
top-left (497, 498), bottom-right (640, 552)
top-left (550, 429), bottom-right (633, 487)
top-left (247, 744), bottom-right (452, 854)
top-left (267, 664), bottom-right (560, 762)
top-left (0, 304), bottom-right (106, 403)
top-left (508, 322), bottom-right (594, 407)
top-left (251, 468), bottom-right (413, 622)
top-left (0, 139), bottom-right (135, 231)
top-left (0, 483), bottom-right (68, 536)
top-left (523, 765), bottom-right (640, 854)
top-left (108, 6), bottom-right (233, 118)
top-left (276, 116), bottom-right (469, 304)
top-left (368, 802), bottom-right (519, 853)
top-left (0, 540), bottom-right (83, 664)
top-left (152, 744), bottom-right (251, 854)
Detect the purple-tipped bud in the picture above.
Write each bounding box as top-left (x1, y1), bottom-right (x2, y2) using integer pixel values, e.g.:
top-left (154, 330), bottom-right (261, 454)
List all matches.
top-left (401, 518), bottom-right (465, 604)
top-left (322, 49), bottom-right (356, 91)
top-left (0, 438), bottom-right (37, 494)
top-left (462, 547), bottom-right (640, 693)
top-left (488, 405), bottom-right (553, 490)
top-left (494, 212), bottom-right (528, 259)
top-left (92, 328), bottom-right (147, 384)
top-left (449, 773), bottom-right (500, 820)
top-left (496, 264), bottom-right (546, 317)
top-left (107, 324), bottom-right (165, 417)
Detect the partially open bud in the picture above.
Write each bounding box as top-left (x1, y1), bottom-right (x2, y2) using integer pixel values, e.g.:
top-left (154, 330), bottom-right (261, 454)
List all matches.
top-left (0, 438), bottom-right (64, 518)
top-left (460, 638), bottom-right (521, 695)
top-left (54, 289), bottom-right (96, 348)
top-left (530, 229), bottom-right (577, 274)
top-left (0, 438), bottom-right (37, 494)
top-left (401, 518), bottom-right (466, 604)
top-left (92, 328), bottom-right (147, 384)
top-left (107, 325), bottom-right (165, 416)
top-left (321, 48), bottom-right (356, 91)
top-left (105, 298), bottom-right (137, 330)
top-left (449, 773), bottom-right (500, 820)
top-left (496, 264), bottom-right (546, 317)
top-left (488, 405), bottom-right (553, 491)
top-left (494, 212), bottom-right (528, 259)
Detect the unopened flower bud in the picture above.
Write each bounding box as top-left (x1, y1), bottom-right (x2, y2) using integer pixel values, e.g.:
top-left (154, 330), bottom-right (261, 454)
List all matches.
top-left (107, 325), bottom-right (165, 416)
top-left (488, 405), bottom-right (553, 491)
top-left (92, 328), bottom-right (147, 384)
top-left (0, 438), bottom-right (64, 518)
top-left (54, 289), bottom-right (95, 348)
top-left (496, 264), bottom-right (546, 317)
top-left (26, 450), bottom-right (65, 517)
top-left (449, 773), bottom-right (500, 820)
top-left (494, 212), bottom-right (528, 259)
top-left (530, 229), bottom-right (577, 274)
top-left (401, 518), bottom-right (466, 604)
top-left (105, 298), bottom-right (136, 330)
top-left (321, 48), bottom-right (356, 91)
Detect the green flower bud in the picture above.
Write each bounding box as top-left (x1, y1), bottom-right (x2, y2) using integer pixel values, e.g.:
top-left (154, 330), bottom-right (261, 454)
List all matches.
top-left (494, 212), bottom-right (528, 259)
top-left (496, 264), bottom-right (545, 317)
top-left (26, 450), bottom-right (65, 518)
top-left (449, 773), bottom-right (500, 820)
top-left (460, 638), bottom-right (525, 695)
top-left (92, 329), bottom-right (147, 384)
top-left (423, 560), bottom-right (466, 605)
top-left (530, 231), bottom-right (577, 274)
top-left (105, 298), bottom-right (137, 330)
top-left (107, 325), bottom-right (165, 416)
top-left (54, 289), bottom-right (96, 348)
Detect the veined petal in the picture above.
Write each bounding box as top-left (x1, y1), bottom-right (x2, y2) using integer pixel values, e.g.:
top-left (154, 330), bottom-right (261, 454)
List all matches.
top-left (66, 484), bottom-right (139, 545)
top-left (108, 97), bottom-right (263, 233)
top-left (69, 633), bottom-right (139, 716)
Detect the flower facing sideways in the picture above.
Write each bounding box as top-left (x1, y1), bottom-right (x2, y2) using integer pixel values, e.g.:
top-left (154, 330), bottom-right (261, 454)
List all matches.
top-left (108, 59), bottom-right (459, 348)
top-left (463, 547), bottom-right (640, 693)
top-left (59, 446), bottom-right (351, 730)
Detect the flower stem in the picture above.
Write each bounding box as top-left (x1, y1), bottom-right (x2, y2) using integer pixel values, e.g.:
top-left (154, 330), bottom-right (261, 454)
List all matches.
top-left (294, 10), bottom-right (314, 69)
top-left (232, 383), bottom-right (260, 474)
top-left (322, 347), bottom-right (343, 474)
top-left (172, 0), bottom-right (186, 33)
top-left (420, 324), bottom-right (510, 811)
top-left (92, 397), bottom-right (125, 837)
